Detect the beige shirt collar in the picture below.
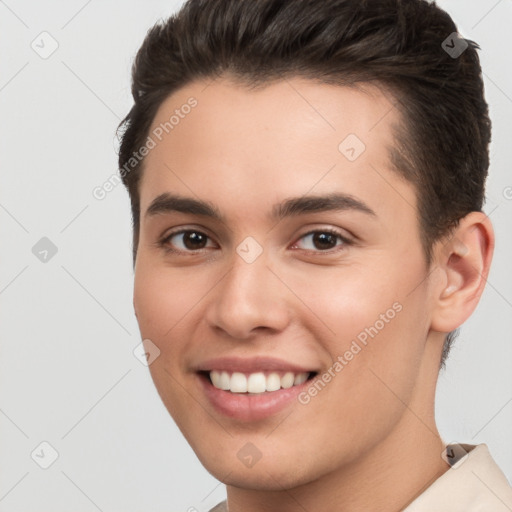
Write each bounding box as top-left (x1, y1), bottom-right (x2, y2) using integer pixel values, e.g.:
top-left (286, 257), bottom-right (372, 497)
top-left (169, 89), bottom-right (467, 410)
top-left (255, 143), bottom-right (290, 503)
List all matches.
top-left (404, 443), bottom-right (512, 511)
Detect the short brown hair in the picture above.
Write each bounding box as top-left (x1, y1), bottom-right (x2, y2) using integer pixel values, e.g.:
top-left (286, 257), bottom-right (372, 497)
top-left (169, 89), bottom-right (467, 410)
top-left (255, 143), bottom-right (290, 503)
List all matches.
top-left (117, 0), bottom-right (491, 366)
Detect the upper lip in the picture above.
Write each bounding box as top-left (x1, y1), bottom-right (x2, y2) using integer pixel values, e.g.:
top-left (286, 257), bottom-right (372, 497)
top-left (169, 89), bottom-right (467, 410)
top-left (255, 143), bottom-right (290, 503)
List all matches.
top-left (195, 356), bottom-right (316, 374)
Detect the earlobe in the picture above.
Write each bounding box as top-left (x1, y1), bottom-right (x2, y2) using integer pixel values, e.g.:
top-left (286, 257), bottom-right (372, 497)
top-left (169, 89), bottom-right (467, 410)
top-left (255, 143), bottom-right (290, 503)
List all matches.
top-left (430, 212), bottom-right (494, 333)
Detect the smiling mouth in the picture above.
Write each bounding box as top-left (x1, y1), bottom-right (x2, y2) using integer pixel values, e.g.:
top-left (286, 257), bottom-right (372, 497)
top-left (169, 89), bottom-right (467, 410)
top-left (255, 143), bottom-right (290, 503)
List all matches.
top-left (200, 370), bottom-right (318, 394)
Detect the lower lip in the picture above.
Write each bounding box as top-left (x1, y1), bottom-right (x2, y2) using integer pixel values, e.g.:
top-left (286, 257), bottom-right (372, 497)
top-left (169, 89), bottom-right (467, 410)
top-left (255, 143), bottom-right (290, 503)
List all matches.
top-left (198, 373), bottom-right (312, 422)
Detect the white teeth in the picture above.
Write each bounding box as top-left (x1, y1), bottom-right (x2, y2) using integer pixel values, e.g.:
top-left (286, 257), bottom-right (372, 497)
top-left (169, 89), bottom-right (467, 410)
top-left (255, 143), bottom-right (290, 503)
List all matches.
top-left (247, 372), bottom-right (267, 393)
top-left (266, 372), bottom-right (281, 392)
top-left (230, 372), bottom-right (247, 392)
top-left (281, 372), bottom-right (295, 389)
top-left (294, 373), bottom-right (308, 385)
top-left (209, 370), bottom-right (310, 393)
top-left (219, 371), bottom-right (230, 390)
top-left (210, 370), bottom-right (222, 388)
top-left (210, 370), bottom-right (231, 390)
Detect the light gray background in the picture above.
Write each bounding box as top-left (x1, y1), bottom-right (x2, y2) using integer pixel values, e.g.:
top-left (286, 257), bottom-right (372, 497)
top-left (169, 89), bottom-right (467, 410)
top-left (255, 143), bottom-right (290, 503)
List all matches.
top-left (0, 1), bottom-right (511, 511)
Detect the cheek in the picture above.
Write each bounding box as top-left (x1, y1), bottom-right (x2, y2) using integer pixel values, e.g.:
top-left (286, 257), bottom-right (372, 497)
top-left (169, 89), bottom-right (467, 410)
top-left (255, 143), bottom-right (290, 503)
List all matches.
top-left (133, 262), bottom-right (207, 340)
top-left (286, 278), bottom-right (428, 468)
top-left (132, 263), bottom-right (202, 420)
top-left (279, 259), bottom-right (408, 346)
top-left (286, 258), bottom-right (429, 398)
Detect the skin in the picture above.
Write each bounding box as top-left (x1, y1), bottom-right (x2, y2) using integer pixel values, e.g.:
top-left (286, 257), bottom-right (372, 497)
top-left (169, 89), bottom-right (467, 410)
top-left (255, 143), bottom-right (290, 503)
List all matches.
top-left (132, 76), bottom-right (494, 511)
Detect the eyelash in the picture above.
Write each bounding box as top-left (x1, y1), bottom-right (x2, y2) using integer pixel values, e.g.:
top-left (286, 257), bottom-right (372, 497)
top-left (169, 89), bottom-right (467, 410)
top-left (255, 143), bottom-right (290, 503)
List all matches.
top-left (158, 228), bottom-right (353, 255)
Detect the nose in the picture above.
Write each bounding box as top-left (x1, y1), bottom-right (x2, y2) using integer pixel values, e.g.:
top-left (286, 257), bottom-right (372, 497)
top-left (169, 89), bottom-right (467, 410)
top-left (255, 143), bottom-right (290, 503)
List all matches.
top-left (205, 250), bottom-right (291, 340)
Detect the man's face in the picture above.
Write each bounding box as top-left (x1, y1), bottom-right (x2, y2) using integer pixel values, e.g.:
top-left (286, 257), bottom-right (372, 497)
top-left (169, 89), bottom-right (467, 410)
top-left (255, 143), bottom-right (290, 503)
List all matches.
top-left (133, 77), bottom-right (438, 489)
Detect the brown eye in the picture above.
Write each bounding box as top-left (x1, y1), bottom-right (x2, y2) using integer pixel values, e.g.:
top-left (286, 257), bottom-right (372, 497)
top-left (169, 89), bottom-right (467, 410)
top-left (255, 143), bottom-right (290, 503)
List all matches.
top-left (311, 232), bottom-right (338, 250)
top-left (181, 231), bottom-right (208, 250)
top-left (162, 230), bottom-right (214, 252)
top-left (293, 229), bottom-right (350, 252)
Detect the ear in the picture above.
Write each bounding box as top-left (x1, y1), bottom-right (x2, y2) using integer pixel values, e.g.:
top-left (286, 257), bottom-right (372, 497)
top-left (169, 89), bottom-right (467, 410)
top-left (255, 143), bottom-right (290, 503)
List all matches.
top-left (430, 211), bottom-right (494, 333)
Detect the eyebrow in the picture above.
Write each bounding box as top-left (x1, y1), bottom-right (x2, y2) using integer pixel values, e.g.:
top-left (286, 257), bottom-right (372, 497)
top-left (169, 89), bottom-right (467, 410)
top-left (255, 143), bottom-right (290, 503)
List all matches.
top-left (145, 192), bottom-right (376, 221)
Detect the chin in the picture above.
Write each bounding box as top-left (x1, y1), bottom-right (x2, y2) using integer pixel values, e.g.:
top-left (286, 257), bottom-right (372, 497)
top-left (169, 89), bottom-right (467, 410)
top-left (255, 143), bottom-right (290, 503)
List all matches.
top-left (206, 458), bottom-right (313, 491)
top-left (189, 438), bottom-right (325, 492)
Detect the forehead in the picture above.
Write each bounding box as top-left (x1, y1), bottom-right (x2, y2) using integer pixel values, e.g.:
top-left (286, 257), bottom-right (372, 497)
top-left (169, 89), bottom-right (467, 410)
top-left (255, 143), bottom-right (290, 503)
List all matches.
top-left (139, 77), bottom-right (414, 222)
